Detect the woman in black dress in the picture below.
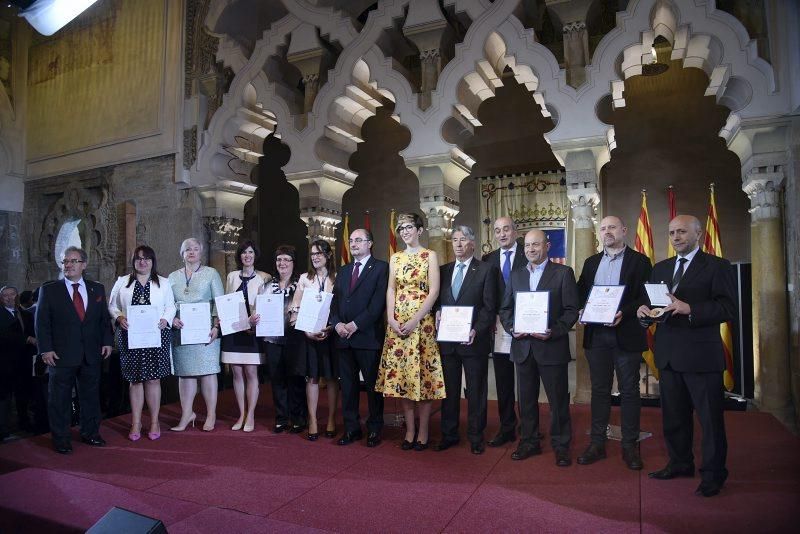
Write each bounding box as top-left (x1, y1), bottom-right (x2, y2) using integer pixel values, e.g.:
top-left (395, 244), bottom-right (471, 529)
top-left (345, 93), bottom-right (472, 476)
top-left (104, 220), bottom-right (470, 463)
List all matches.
top-left (108, 246), bottom-right (176, 441)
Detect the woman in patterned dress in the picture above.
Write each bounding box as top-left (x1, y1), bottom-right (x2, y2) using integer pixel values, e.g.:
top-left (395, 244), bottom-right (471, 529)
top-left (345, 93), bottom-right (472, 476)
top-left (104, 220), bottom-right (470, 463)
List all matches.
top-left (221, 240), bottom-right (271, 432)
top-left (168, 237), bottom-right (225, 432)
top-left (108, 245), bottom-right (175, 441)
top-left (290, 240), bottom-right (338, 441)
top-left (376, 213), bottom-right (445, 450)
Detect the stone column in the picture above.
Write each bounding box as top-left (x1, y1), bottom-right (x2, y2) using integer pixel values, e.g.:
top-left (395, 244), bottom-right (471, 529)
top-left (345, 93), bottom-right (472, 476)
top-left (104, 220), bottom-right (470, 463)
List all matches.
top-left (402, 0), bottom-right (449, 111)
top-left (743, 171), bottom-right (793, 426)
top-left (204, 216), bottom-right (243, 277)
top-left (567, 183), bottom-right (599, 405)
top-left (418, 48), bottom-right (442, 110)
top-left (563, 21), bottom-right (590, 88)
top-left (288, 168), bottom-right (355, 251)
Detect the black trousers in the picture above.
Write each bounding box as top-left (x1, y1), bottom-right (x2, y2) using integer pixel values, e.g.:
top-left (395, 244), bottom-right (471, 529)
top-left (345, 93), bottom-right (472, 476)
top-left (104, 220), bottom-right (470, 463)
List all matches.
top-left (659, 366), bottom-right (728, 483)
top-left (516, 357), bottom-right (571, 450)
top-left (491, 352), bottom-right (517, 434)
top-left (12, 353), bottom-right (33, 426)
top-left (440, 351), bottom-right (488, 445)
top-left (265, 343), bottom-right (307, 427)
top-left (48, 361), bottom-right (102, 441)
top-left (585, 329), bottom-right (641, 446)
top-left (338, 347), bottom-right (383, 434)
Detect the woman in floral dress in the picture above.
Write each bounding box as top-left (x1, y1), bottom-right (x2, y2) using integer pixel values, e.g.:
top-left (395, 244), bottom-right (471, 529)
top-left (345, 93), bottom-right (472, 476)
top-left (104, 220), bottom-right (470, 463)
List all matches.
top-left (376, 212), bottom-right (445, 450)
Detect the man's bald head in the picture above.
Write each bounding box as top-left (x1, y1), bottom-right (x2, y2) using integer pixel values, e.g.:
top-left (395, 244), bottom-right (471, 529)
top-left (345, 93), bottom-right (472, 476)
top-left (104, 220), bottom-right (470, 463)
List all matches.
top-left (669, 215), bottom-right (703, 255)
top-left (493, 216), bottom-right (517, 250)
top-left (523, 229), bottom-right (550, 265)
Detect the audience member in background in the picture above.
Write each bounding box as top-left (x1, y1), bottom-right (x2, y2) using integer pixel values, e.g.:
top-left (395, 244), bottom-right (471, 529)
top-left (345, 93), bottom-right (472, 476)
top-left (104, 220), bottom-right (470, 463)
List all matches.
top-left (168, 237), bottom-right (224, 432)
top-left (109, 246), bottom-right (176, 441)
top-left (1, 286), bottom-right (38, 435)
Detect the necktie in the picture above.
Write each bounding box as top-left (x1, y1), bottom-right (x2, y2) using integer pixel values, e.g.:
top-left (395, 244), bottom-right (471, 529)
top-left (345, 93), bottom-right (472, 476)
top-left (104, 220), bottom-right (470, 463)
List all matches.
top-left (350, 262), bottom-right (361, 292)
top-left (452, 263), bottom-right (465, 300)
top-left (671, 257), bottom-right (688, 292)
top-left (502, 250), bottom-right (512, 284)
top-left (72, 283), bottom-right (86, 322)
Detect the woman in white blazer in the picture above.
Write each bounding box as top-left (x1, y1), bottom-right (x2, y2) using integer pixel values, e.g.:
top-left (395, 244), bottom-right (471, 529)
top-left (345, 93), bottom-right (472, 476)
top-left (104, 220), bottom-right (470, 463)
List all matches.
top-left (221, 240), bottom-right (271, 432)
top-left (109, 245), bottom-right (176, 441)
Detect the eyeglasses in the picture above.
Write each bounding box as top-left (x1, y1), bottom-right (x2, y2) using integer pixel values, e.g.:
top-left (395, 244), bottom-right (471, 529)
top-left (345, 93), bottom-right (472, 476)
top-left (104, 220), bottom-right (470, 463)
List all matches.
top-left (310, 251), bottom-right (325, 257)
top-left (276, 258), bottom-right (294, 263)
top-left (348, 238), bottom-right (370, 244)
top-left (135, 257), bottom-right (153, 262)
top-left (61, 259), bottom-right (85, 265)
top-left (397, 224), bottom-right (416, 232)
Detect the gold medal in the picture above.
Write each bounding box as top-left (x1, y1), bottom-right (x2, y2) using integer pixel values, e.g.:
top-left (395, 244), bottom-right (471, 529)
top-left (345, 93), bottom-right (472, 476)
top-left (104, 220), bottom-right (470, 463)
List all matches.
top-left (184, 287), bottom-right (189, 294)
top-left (648, 308), bottom-right (665, 318)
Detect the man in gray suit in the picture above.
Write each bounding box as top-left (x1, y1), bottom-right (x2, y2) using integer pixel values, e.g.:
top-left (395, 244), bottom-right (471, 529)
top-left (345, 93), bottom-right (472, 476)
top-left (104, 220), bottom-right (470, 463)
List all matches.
top-left (499, 229), bottom-right (579, 466)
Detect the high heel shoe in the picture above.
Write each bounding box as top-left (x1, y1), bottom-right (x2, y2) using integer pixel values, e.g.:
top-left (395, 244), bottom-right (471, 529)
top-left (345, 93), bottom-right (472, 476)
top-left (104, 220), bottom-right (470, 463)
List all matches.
top-left (243, 418), bottom-right (255, 433)
top-left (231, 420), bottom-right (244, 431)
top-left (203, 416), bottom-right (216, 432)
top-left (307, 432), bottom-right (319, 441)
top-left (148, 424), bottom-right (161, 441)
top-left (413, 440), bottom-right (429, 451)
top-left (170, 413), bottom-right (196, 432)
top-left (325, 424), bottom-right (336, 438)
top-left (128, 423), bottom-right (141, 442)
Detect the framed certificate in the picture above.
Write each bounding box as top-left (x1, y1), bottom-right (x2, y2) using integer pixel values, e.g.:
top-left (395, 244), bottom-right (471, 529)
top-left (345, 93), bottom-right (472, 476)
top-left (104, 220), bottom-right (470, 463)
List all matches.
top-left (513, 291), bottom-right (549, 334)
top-left (179, 302), bottom-right (211, 345)
top-left (127, 304), bottom-right (161, 349)
top-left (214, 292), bottom-right (249, 336)
top-left (255, 294), bottom-right (284, 337)
top-left (436, 306), bottom-right (473, 343)
top-left (581, 285), bottom-right (625, 324)
top-left (493, 315), bottom-right (512, 353)
top-left (295, 290), bottom-right (333, 334)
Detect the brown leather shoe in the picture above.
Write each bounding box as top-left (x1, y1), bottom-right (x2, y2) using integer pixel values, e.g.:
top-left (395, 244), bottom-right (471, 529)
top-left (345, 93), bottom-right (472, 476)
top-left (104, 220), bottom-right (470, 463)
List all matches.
top-left (622, 446), bottom-right (643, 470)
top-left (577, 443), bottom-right (606, 465)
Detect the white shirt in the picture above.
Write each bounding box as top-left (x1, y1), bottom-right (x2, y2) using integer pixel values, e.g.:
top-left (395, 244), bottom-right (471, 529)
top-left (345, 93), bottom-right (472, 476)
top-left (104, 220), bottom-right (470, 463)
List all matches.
top-left (451, 257), bottom-right (473, 285)
top-left (64, 277), bottom-right (88, 310)
top-left (499, 242), bottom-right (518, 270)
top-left (673, 246), bottom-right (700, 277)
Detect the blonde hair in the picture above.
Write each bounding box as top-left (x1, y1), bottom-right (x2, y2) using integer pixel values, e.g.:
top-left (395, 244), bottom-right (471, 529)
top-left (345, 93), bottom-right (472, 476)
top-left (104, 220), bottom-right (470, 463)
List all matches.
top-left (179, 237), bottom-right (203, 259)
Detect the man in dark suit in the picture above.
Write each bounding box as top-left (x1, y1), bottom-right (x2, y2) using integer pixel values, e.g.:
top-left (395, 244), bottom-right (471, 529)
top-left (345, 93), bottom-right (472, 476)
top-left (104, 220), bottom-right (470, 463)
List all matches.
top-left (576, 216), bottom-right (652, 470)
top-left (637, 215), bottom-right (736, 497)
top-left (482, 216), bottom-right (527, 447)
top-left (499, 229), bottom-right (579, 466)
top-left (0, 285), bottom-right (39, 434)
top-left (36, 246), bottom-right (113, 454)
top-left (331, 228), bottom-right (389, 447)
top-left (434, 225), bottom-right (498, 455)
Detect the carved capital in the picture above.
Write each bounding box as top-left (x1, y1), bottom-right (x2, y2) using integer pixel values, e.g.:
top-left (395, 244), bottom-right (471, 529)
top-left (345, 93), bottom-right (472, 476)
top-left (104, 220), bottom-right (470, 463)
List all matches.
top-left (420, 48), bottom-right (441, 63)
top-left (743, 167), bottom-right (784, 222)
top-left (420, 202), bottom-right (458, 238)
top-left (562, 21), bottom-right (587, 34)
top-left (203, 216), bottom-right (243, 253)
top-left (567, 184), bottom-right (599, 230)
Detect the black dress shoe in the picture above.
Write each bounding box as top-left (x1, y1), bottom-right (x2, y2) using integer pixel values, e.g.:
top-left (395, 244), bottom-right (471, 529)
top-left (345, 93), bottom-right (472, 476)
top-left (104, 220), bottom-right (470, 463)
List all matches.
top-left (273, 424), bottom-right (288, 434)
top-left (577, 443), bottom-right (606, 465)
top-left (366, 432), bottom-right (381, 447)
top-left (337, 431), bottom-right (363, 445)
top-left (401, 439), bottom-right (414, 450)
top-left (471, 442), bottom-right (485, 455)
top-left (622, 446), bottom-right (643, 471)
top-left (80, 435), bottom-right (106, 447)
top-left (555, 449), bottom-right (572, 467)
top-left (510, 443), bottom-right (542, 461)
top-left (53, 440), bottom-right (72, 454)
top-left (413, 440), bottom-right (429, 451)
top-left (695, 480), bottom-right (723, 497)
top-left (434, 438), bottom-right (459, 452)
top-left (648, 464), bottom-right (694, 480)
top-left (488, 431), bottom-right (516, 448)
top-left (289, 424), bottom-right (306, 434)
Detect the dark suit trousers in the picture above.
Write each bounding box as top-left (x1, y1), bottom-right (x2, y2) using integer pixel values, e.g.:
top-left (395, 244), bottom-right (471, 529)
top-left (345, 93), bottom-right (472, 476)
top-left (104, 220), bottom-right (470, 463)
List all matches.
top-left (516, 357), bottom-right (571, 450)
top-left (586, 328), bottom-right (641, 446)
top-left (338, 347), bottom-right (384, 433)
top-left (440, 351), bottom-right (488, 445)
top-left (491, 352), bottom-right (517, 433)
top-left (659, 366), bottom-right (728, 482)
top-left (12, 353), bottom-right (33, 425)
top-left (48, 362), bottom-right (101, 440)
top-left (265, 343), bottom-right (307, 426)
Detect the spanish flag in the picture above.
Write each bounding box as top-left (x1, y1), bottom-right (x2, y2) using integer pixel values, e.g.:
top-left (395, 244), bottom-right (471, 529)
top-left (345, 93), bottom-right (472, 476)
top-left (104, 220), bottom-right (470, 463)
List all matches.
top-left (340, 213), bottom-right (350, 266)
top-left (702, 184), bottom-right (735, 392)
top-left (666, 185), bottom-right (676, 258)
top-left (388, 209), bottom-right (398, 257)
top-left (635, 190), bottom-right (659, 380)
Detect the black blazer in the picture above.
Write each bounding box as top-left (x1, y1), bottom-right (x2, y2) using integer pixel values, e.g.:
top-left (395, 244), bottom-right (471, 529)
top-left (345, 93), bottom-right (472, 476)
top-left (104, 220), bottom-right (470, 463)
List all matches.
top-left (437, 258), bottom-right (498, 357)
top-left (577, 246), bottom-right (652, 352)
top-left (647, 251), bottom-right (736, 373)
top-left (0, 306), bottom-right (29, 396)
top-left (498, 261), bottom-right (579, 365)
top-left (330, 256), bottom-right (389, 351)
top-left (35, 279), bottom-right (113, 367)
top-left (482, 239), bottom-right (528, 300)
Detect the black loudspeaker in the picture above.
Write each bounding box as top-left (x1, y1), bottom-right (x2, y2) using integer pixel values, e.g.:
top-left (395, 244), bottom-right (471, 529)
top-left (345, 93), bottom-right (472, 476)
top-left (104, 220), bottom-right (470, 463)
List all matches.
top-left (730, 262), bottom-right (754, 398)
top-left (86, 507), bottom-right (167, 534)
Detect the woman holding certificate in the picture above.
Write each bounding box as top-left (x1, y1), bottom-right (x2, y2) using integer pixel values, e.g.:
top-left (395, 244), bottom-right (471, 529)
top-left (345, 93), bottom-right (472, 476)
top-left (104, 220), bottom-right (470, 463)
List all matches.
top-left (376, 213), bottom-right (445, 450)
top-left (221, 241), bottom-right (271, 432)
top-left (263, 245), bottom-right (308, 434)
top-left (108, 246), bottom-right (176, 441)
top-left (168, 237), bottom-right (225, 432)
top-left (290, 240), bottom-right (338, 441)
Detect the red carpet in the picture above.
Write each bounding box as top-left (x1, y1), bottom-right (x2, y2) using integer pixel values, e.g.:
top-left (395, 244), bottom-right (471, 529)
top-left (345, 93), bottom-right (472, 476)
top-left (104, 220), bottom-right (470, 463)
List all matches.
top-left (0, 390), bottom-right (797, 532)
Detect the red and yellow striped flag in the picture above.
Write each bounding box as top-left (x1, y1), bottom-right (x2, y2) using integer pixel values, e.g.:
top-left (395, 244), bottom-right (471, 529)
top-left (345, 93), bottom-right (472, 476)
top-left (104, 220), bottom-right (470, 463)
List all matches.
top-left (364, 210), bottom-right (371, 232)
top-left (388, 209), bottom-right (398, 257)
top-left (635, 190), bottom-right (659, 380)
top-left (702, 183), bottom-right (735, 392)
top-left (340, 213), bottom-right (350, 266)
top-left (666, 185), bottom-right (676, 258)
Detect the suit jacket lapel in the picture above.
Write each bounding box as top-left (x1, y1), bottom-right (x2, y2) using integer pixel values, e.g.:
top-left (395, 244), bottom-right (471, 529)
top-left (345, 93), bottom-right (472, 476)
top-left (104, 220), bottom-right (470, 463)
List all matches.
top-left (619, 247), bottom-right (635, 285)
top-left (678, 251), bottom-right (706, 288)
top-left (535, 261), bottom-right (557, 291)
